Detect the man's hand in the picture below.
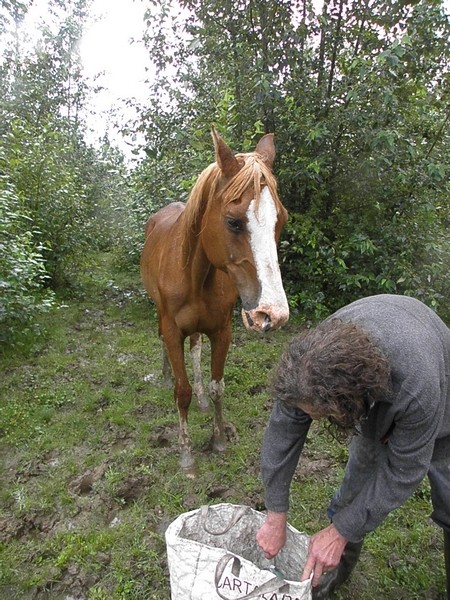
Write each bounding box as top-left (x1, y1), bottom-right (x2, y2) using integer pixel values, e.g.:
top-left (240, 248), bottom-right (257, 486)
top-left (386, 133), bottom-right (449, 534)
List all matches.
top-left (301, 524), bottom-right (348, 587)
top-left (256, 511), bottom-right (287, 559)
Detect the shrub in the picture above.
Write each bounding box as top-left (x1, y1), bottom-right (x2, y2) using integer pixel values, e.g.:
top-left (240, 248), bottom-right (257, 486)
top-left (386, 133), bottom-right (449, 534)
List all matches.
top-left (0, 175), bottom-right (54, 346)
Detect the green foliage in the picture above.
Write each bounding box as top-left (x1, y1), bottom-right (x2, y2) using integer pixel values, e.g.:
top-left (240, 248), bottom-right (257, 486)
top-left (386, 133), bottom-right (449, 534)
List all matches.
top-left (0, 166), bottom-right (55, 346)
top-left (0, 0), bottom-right (137, 344)
top-left (134, 0), bottom-right (450, 320)
top-left (280, 197), bottom-right (450, 321)
top-left (5, 117), bottom-right (95, 285)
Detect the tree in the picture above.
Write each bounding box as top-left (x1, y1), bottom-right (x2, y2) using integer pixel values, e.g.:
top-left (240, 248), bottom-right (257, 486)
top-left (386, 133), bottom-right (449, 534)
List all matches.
top-left (0, 0), bottom-right (133, 344)
top-left (135, 0), bottom-right (450, 320)
top-left (0, 152), bottom-right (54, 346)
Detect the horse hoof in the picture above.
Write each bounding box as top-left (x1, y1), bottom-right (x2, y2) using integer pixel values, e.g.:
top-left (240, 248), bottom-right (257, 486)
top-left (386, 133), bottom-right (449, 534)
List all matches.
top-left (197, 398), bottom-right (209, 413)
top-left (180, 450), bottom-right (196, 478)
top-left (212, 438), bottom-right (227, 454)
top-left (184, 466), bottom-right (197, 479)
top-left (225, 422), bottom-right (239, 443)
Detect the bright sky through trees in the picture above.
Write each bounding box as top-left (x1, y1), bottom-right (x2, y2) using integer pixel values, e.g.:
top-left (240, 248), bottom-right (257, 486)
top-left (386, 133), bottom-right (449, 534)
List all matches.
top-left (79, 0), bottom-right (152, 148)
top-left (19, 0), bottom-right (450, 156)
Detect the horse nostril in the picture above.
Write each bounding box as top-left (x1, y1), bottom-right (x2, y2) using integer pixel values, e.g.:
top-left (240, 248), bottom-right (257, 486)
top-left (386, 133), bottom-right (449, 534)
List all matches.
top-left (245, 312), bottom-right (255, 327)
top-left (262, 315), bottom-right (272, 332)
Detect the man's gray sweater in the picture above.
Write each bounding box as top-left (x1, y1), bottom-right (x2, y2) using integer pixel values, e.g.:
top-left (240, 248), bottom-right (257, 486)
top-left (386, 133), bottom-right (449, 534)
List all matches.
top-left (261, 294), bottom-right (450, 541)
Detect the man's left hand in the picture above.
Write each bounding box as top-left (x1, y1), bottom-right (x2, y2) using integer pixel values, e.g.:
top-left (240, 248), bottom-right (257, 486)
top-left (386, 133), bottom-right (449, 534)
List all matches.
top-left (301, 524), bottom-right (347, 587)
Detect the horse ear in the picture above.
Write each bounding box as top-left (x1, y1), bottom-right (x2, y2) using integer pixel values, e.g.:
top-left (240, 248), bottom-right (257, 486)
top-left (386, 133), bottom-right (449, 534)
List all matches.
top-left (211, 126), bottom-right (241, 178)
top-left (255, 133), bottom-right (276, 170)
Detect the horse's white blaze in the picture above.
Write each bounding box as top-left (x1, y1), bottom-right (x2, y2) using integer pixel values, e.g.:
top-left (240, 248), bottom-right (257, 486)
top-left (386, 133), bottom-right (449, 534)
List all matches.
top-left (247, 187), bottom-right (289, 312)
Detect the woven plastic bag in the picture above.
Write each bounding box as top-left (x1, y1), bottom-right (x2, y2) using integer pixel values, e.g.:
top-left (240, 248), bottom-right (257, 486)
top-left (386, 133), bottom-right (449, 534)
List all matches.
top-left (165, 503), bottom-right (312, 600)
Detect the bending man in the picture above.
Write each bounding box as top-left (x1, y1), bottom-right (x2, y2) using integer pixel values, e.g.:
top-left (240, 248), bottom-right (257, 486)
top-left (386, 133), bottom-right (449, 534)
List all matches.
top-left (257, 294), bottom-right (450, 598)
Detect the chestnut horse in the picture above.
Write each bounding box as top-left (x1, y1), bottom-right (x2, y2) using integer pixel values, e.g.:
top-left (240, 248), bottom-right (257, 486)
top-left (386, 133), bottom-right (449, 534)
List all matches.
top-left (140, 128), bottom-right (289, 476)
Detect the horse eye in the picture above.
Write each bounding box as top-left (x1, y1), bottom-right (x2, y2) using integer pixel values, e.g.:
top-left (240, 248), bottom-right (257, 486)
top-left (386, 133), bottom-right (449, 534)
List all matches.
top-left (226, 217), bottom-right (244, 233)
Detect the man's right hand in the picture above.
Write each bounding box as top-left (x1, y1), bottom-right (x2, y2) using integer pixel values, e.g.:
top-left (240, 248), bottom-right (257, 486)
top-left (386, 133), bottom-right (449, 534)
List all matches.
top-left (256, 511), bottom-right (287, 559)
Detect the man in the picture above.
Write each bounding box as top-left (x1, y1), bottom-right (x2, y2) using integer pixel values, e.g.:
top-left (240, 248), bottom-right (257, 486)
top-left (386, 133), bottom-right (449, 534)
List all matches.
top-left (256, 294), bottom-right (450, 599)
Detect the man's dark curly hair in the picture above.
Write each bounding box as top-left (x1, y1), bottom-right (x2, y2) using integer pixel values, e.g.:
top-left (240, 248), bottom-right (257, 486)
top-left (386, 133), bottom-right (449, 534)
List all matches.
top-left (270, 318), bottom-right (392, 432)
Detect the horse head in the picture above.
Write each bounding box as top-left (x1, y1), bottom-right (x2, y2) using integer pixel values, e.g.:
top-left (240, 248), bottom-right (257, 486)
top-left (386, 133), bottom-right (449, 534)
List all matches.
top-left (202, 127), bottom-right (289, 333)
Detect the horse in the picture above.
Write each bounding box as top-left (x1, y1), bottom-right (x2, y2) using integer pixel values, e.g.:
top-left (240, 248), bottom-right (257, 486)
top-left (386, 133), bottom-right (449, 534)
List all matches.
top-left (140, 127), bottom-right (289, 476)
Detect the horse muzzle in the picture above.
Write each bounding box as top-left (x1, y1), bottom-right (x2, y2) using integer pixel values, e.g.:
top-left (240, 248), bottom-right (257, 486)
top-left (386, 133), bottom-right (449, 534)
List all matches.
top-left (242, 305), bottom-right (289, 333)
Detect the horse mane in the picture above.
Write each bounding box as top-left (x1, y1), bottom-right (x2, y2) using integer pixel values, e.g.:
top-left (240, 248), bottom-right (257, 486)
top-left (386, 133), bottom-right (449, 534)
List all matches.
top-left (182, 152), bottom-right (282, 236)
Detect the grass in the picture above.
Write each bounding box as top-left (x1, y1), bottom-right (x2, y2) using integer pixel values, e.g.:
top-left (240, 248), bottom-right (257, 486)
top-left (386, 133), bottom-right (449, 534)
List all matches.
top-left (0, 253), bottom-right (447, 599)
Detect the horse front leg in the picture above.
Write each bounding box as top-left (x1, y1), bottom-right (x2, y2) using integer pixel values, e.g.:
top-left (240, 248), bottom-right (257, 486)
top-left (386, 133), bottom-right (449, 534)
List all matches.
top-left (160, 337), bottom-right (173, 387)
top-left (209, 378), bottom-right (226, 452)
top-left (175, 377), bottom-right (196, 478)
top-left (209, 325), bottom-right (237, 453)
top-left (161, 325), bottom-right (196, 477)
top-left (190, 333), bottom-right (209, 412)
top-left (158, 315), bottom-right (173, 387)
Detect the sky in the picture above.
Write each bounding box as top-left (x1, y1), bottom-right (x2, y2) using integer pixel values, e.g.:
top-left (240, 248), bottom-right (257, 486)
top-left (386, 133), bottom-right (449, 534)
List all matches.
top-left (80, 0), bottom-right (150, 105)
top-left (17, 0), bottom-right (153, 157)
top-left (79, 0), bottom-right (153, 154)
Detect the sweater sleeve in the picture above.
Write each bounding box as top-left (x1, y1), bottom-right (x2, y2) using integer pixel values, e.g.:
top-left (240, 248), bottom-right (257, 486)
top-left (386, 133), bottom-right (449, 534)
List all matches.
top-left (261, 401), bottom-right (312, 513)
top-left (333, 384), bottom-right (441, 542)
